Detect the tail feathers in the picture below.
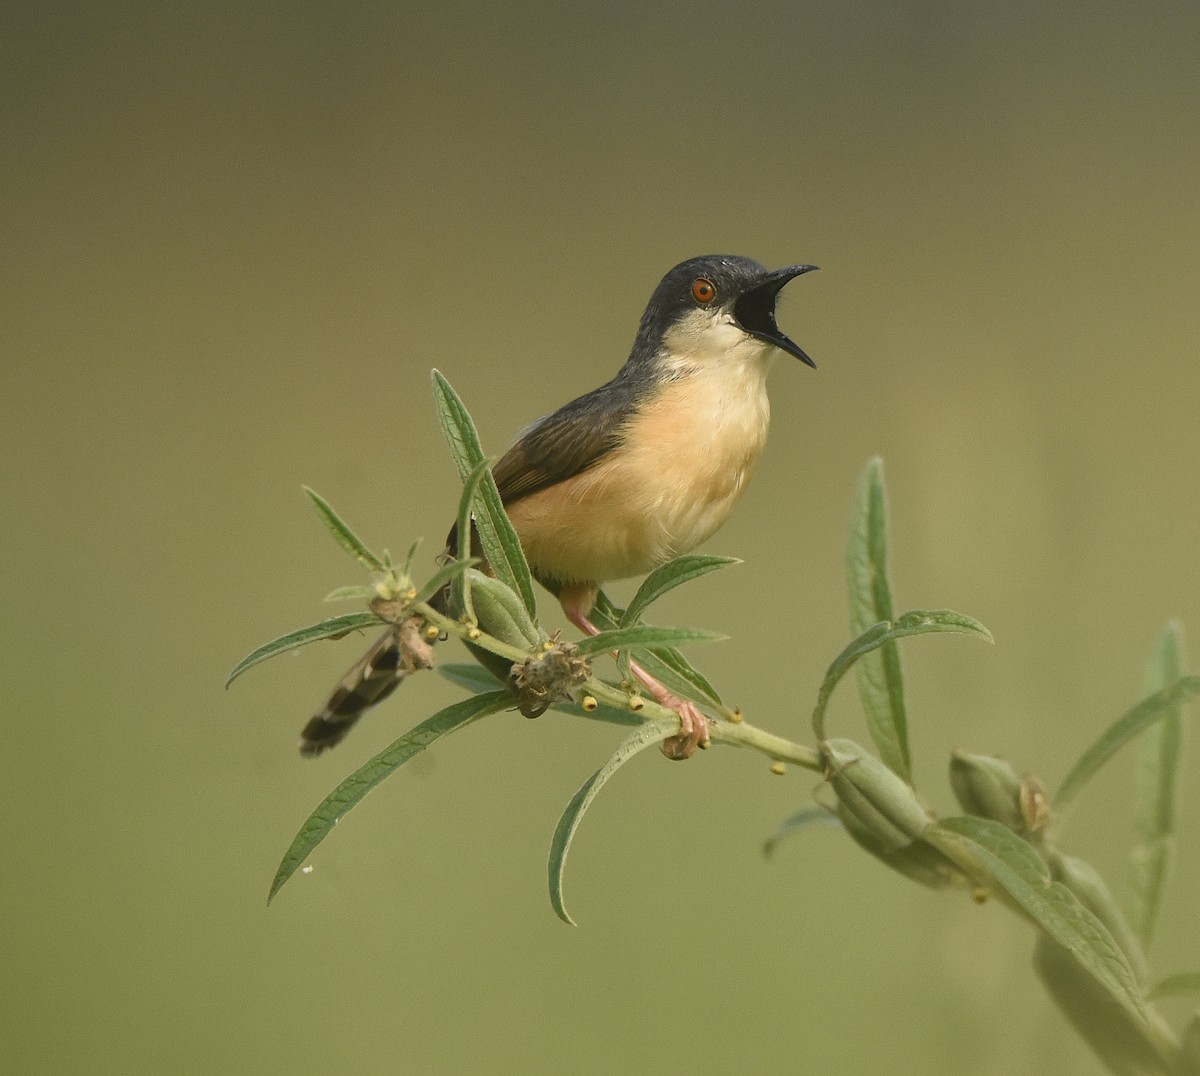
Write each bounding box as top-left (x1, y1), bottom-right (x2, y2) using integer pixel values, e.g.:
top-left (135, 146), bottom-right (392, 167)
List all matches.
top-left (299, 619), bottom-right (434, 757)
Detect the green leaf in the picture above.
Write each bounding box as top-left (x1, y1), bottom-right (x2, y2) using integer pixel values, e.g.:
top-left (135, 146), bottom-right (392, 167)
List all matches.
top-left (1128, 621), bottom-right (1187, 947)
top-left (762, 806), bottom-right (841, 858)
top-left (592, 589), bottom-right (726, 711)
top-left (431, 370), bottom-right (537, 615)
top-left (573, 625), bottom-right (726, 659)
top-left (619, 555), bottom-right (739, 628)
top-left (1182, 1014), bottom-right (1200, 1076)
top-left (1033, 936), bottom-right (1171, 1076)
top-left (925, 816), bottom-right (1150, 1033)
top-left (323, 585), bottom-right (378, 602)
top-left (304, 487), bottom-right (386, 572)
top-left (846, 457), bottom-right (911, 782)
top-left (1147, 972), bottom-right (1200, 1001)
top-left (812, 610), bottom-right (993, 743)
top-left (1055, 675), bottom-right (1200, 814)
top-left (548, 718), bottom-right (677, 924)
top-left (226, 612), bottom-right (383, 688)
top-left (448, 457), bottom-right (493, 619)
top-left (410, 557), bottom-right (479, 608)
top-left (439, 663), bottom-right (504, 694)
top-left (636, 647), bottom-right (725, 709)
top-left (268, 690), bottom-right (511, 903)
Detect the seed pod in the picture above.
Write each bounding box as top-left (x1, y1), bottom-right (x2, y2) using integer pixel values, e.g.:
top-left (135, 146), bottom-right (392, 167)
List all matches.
top-left (949, 751), bottom-right (1027, 831)
top-left (837, 800), bottom-right (967, 890)
top-left (464, 568), bottom-right (542, 650)
top-left (950, 751), bottom-right (1052, 837)
top-left (822, 738), bottom-right (932, 853)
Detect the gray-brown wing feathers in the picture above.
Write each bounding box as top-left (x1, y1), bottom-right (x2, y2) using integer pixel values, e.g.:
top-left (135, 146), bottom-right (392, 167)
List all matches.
top-left (448, 382), bottom-right (639, 556)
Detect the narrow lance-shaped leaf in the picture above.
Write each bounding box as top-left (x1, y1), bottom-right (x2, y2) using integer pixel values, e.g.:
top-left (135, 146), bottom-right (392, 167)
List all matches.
top-left (811, 610), bottom-right (993, 743)
top-left (226, 612), bottom-right (383, 688)
top-left (431, 370), bottom-right (536, 614)
top-left (1055, 674), bottom-right (1200, 814)
top-left (410, 557), bottom-right (479, 609)
top-left (304, 487), bottom-right (386, 571)
top-left (593, 590), bottom-right (726, 712)
top-left (447, 457), bottom-right (494, 620)
top-left (1128, 621), bottom-right (1187, 946)
top-left (619, 555), bottom-right (739, 627)
top-left (323, 585), bottom-right (378, 602)
top-left (846, 457), bottom-right (911, 781)
top-left (1033, 935), bottom-right (1171, 1076)
top-left (548, 718), bottom-right (677, 925)
top-left (762, 806), bottom-right (842, 858)
top-left (1181, 1014), bottom-right (1200, 1076)
top-left (573, 625), bottom-right (726, 659)
top-left (638, 647), bottom-right (725, 710)
top-left (1147, 972), bottom-right (1200, 1001)
top-left (438, 663), bottom-right (503, 695)
top-left (925, 816), bottom-right (1151, 1035)
top-left (269, 690), bottom-right (512, 903)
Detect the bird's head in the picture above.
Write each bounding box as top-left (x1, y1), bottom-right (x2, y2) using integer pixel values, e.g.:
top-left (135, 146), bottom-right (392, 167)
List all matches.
top-left (632, 255), bottom-right (818, 373)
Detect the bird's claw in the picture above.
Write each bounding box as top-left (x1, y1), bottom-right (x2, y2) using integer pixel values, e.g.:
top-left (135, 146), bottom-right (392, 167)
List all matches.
top-left (659, 697), bottom-right (710, 760)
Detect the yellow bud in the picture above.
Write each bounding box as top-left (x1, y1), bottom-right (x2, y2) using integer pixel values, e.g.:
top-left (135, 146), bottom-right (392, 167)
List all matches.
top-left (770, 761), bottom-right (786, 776)
top-left (581, 695), bottom-right (598, 712)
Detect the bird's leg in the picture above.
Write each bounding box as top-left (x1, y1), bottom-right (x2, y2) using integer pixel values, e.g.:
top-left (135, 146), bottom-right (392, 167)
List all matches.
top-left (624, 657), bottom-right (711, 760)
top-left (557, 583), bottom-right (710, 761)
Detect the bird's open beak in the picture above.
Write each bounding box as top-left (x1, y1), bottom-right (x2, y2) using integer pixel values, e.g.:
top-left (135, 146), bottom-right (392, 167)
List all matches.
top-left (733, 264), bottom-right (819, 368)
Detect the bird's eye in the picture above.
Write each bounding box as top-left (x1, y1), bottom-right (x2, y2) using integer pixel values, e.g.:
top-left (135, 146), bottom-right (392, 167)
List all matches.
top-left (691, 277), bottom-right (717, 304)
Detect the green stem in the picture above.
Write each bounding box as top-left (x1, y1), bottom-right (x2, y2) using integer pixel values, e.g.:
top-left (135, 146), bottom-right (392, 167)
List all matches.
top-left (419, 600), bottom-right (824, 773)
top-left (712, 720), bottom-right (824, 771)
top-left (413, 601), bottom-right (533, 664)
top-left (582, 676), bottom-right (823, 772)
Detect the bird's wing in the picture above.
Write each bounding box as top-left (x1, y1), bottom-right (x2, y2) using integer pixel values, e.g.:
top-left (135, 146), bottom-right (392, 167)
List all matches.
top-left (445, 380), bottom-right (639, 555)
top-left (492, 384), bottom-right (637, 504)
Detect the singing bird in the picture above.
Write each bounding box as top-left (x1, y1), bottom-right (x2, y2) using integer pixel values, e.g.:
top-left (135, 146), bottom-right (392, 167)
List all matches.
top-left (301, 254), bottom-right (818, 760)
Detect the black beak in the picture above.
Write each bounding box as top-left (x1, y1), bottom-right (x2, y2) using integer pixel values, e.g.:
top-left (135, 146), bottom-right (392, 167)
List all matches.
top-left (733, 264), bottom-right (819, 368)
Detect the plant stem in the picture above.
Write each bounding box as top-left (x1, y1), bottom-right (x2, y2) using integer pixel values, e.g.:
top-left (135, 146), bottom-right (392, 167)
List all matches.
top-left (417, 600), bottom-right (824, 772)
top-left (711, 720), bottom-right (824, 771)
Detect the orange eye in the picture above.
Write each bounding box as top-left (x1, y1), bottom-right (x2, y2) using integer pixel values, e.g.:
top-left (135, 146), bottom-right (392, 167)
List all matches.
top-left (691, 277), bottom-right (717, 304)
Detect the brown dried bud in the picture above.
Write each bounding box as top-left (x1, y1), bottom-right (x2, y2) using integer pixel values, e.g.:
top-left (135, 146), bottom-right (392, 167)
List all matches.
top-left (510, 642), bottom-right (590, 718)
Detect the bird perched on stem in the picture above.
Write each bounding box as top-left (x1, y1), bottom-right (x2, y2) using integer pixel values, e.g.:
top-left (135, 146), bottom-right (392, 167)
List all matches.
top-left (302, 254), bottom-right (819, 760)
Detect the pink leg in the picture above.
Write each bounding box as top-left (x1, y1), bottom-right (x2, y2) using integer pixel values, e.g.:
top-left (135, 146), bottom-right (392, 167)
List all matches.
top-left (558, 584), bottom-right (709, 761)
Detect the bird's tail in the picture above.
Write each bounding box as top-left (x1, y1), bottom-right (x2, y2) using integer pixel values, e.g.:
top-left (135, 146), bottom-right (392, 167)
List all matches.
top-left (298, 615), bottom-right (436, 757)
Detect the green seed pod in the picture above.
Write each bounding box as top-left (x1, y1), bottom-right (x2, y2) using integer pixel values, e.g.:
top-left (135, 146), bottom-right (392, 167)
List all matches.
top-left (949, 751), bottom-right (1027, 830)
top-left (822, 739), bottom-right (932, 853)
top-left (464, 568), bottom-right (542, 650)
top-left (837, 801), bottom-right (968, 890)
top-left (950, 751), bottom-right (1052, 838)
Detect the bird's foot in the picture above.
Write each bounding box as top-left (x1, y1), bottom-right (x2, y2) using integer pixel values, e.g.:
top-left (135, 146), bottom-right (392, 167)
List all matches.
top-left (655, 693), bottom-right (711, 761)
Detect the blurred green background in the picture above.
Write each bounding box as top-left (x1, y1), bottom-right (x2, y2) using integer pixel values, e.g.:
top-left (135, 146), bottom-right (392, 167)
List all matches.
top-left (4, 2), bottom-right (1199, 1073)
